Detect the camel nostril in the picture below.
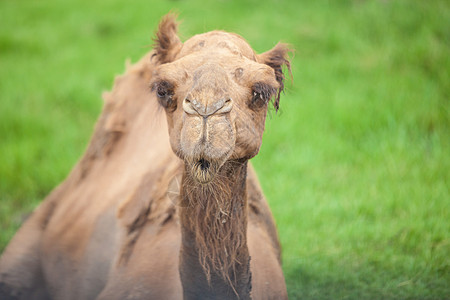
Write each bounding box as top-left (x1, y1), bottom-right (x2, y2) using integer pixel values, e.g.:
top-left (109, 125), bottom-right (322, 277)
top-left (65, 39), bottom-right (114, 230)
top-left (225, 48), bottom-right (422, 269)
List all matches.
top-left (183, 98), bottom-right (198, 115)
top-left (218, 98), bottom-right (233, 114)
top-left (198, 158), bottom-right (210, 171)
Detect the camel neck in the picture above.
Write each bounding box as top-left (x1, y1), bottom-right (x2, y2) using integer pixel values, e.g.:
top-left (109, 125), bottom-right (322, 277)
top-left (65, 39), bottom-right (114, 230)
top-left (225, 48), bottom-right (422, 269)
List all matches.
top-left (178, 160), bottom-right (252, 300)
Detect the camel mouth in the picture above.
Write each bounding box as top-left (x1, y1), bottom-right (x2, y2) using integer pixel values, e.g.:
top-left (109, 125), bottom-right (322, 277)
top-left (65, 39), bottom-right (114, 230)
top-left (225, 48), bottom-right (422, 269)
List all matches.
top-left (191, 158), bottom-right (216, 184)
top-left (198, 158), bottom-right (210, 171)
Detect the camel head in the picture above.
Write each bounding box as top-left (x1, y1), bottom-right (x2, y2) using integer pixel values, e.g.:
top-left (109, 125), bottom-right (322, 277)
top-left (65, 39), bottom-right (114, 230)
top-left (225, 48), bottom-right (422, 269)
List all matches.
top-left (151, 15), bottom-right (290, 184)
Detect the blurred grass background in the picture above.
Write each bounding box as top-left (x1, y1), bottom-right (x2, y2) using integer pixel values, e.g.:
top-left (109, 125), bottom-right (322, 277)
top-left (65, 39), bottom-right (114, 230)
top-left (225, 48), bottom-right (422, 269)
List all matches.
top-left (0, 0), bottom-right (449, 299)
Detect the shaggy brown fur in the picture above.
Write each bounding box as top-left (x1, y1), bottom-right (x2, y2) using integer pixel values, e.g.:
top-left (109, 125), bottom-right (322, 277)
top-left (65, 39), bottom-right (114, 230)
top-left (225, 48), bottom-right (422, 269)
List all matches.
top-left (0, 14), bottom-right (291, 300)
top-left (181, 160), bottom-right (248, 285)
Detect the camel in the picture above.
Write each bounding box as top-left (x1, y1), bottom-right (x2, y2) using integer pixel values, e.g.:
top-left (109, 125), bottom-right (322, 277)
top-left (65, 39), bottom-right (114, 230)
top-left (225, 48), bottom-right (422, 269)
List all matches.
top-left (0, 14), bottom-right (291, 300)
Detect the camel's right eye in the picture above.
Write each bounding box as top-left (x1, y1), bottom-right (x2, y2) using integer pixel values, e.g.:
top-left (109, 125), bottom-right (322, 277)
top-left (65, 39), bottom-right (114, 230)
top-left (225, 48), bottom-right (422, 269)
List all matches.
top-left (157, 85), bottom-right (167, 98)
top-left (153, 81), bottom-right (176, 111)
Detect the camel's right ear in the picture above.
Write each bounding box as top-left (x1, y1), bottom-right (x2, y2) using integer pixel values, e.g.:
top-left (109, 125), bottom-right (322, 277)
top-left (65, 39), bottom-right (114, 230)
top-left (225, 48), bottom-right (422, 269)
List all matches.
top-left (152, 14), bottom-right (182, 64)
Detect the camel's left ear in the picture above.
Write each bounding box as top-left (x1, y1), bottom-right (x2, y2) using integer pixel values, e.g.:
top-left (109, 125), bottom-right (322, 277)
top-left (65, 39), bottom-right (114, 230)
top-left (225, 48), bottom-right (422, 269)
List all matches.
top-left (258, 43), bottom-right (292, 111)
top-left (152, 14), bottom-right (183, 64)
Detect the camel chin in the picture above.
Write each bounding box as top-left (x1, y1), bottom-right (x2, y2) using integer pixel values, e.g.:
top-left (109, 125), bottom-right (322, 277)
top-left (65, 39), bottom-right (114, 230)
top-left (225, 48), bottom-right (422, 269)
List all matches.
top-left (190, 158), bottom-right (215, 184)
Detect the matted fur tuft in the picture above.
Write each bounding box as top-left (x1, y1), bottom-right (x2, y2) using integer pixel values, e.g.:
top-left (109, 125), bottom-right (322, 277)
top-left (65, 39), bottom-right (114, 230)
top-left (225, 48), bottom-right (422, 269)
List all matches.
top-left (258, 43), bottom-right (292, 112)
top-left (180, 160), bottom-right (249, 292)
top-left (152, 14), bottom-right (182, 64)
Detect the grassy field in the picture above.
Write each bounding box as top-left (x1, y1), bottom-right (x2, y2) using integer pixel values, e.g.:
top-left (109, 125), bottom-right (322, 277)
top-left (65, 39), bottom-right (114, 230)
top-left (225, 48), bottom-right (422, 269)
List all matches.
top-left (1, 0), bottom-right (449, 299)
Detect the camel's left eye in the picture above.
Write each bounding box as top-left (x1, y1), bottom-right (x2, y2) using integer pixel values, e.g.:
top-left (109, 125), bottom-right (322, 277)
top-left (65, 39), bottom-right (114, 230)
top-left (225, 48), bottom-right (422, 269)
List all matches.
top-left (249, 82), bottom-right (275, 110)
top-left (252, 91), bottom-right (266, 107)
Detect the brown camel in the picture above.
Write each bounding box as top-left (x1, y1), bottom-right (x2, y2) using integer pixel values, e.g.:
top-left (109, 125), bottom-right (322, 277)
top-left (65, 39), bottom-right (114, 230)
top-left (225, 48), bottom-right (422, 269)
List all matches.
top-left (0, 14), bottom-right (291, 300)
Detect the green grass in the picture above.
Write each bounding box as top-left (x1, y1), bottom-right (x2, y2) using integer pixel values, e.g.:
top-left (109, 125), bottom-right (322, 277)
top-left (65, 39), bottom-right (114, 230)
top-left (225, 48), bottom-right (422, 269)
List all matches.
top-left (1, 0), bottom-right (449, 299)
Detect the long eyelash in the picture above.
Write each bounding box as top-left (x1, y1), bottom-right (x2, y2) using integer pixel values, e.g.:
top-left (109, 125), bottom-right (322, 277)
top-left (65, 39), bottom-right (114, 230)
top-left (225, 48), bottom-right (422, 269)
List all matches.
top-left (151, 80), bottom-right (174, 93)
top-left (252, 82), bottom-right (276, 101)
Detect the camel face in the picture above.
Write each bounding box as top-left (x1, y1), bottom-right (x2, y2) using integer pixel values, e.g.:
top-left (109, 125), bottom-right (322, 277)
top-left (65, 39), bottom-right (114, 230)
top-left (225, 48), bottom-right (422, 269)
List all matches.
top-left (152, 31), bottom-right (281, 184)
